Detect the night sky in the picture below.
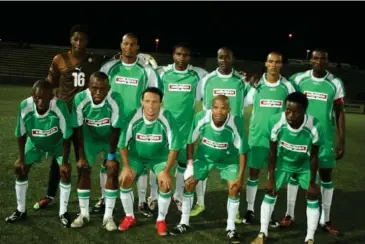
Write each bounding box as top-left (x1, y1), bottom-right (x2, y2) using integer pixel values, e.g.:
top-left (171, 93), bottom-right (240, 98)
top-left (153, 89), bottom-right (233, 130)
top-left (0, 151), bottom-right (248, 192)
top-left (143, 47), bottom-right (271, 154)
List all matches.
top-left (1, 2), bottom-right (364, 65)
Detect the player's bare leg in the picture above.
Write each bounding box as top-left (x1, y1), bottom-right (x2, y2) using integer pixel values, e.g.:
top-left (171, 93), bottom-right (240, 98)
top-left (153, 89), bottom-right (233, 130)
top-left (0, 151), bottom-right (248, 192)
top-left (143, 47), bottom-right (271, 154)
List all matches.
top-left (190, 179), bottom-right (206, 216)
top-left (226, 180), bottom-right (241, 243)
top-left (137, 170), bottom-right (153, 217)
top-left (71, 163), bottom-right (91, 228)
top-left (148, 170), bottom-right (158, 211)
top-left (59, 162), bottom-right (72, 228)
top-left (155, 170), bottom-right (173, 236)
top-left (118, 168), bottom-right (137, 231)
top-left (5, 160), bottom-right (30, 223)
top-left (280, 173), bottom-right (298, 228)
top-left (318, 168), bottom-right (341, 236)
top-left (102, 160), bottom-right (119, 231)
top-left (170, 177), bottom-right (198, 235)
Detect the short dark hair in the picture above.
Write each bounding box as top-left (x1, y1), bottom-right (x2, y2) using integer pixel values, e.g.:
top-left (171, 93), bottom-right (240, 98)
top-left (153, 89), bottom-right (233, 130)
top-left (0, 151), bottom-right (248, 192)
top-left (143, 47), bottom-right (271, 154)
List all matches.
top-left (312, 48), bottom-right (328, 57)
top-left (141, 87), bottom-right (164, 102)
top-left (123, 33), bottom-right (139, 43)
top-left (70, 24), bottom-right (88, 37)
top-left (32, 79), bottom-right (53, 92)
top-left (173, 43), bottom-right (190, 54)
top-left (285, 92), bottom-right (309, 111)
top-left (90, 71), bottom-right (108, 83)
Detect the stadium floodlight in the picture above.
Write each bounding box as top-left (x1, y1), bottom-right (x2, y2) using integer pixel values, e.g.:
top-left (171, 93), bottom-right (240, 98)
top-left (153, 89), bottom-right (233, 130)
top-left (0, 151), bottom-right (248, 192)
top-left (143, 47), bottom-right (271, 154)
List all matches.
top-left (288, 33), bottom-right (293, 39)
top-left (306, 49), bottom-right (311, 59)
top-left (155, 38), bottom-right (159, 52)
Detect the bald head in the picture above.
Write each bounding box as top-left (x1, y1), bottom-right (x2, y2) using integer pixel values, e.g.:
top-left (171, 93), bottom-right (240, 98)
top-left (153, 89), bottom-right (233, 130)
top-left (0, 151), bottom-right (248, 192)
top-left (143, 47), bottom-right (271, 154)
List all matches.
top-left (213, 95), bottom-right (230, 105)
top-left (266, 51), bottom-right (282, 62)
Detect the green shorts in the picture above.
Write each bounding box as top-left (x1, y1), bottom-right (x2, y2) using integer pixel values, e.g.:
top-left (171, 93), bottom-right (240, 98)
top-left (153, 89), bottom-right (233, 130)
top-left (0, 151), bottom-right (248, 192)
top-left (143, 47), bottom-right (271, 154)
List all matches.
top-left (176, 123), bottom-right (190, 165)
top-left (129, 158), bottom-right (169, 181)
top-left (247, 146), bottom-right (269, 169)
top-left (318, 140), bottom-right (336, 169)
top-left (24, 139), bottom-right (66, 165)
top-left (193, 159), bottom-right (239, 181)
top-left (84, 141), bottom-right (120, 167)
top-left (275, 169), bottom-right (310, 191)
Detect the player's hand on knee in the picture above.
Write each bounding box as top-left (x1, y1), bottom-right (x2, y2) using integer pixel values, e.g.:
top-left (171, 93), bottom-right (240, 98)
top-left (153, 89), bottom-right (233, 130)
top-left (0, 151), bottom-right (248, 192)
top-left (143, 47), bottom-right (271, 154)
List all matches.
top-left (230, 177), bottom-right (243, 190)
top-left (77, 158), bottom-right (88, 169)
top-left (14, 159), bottom-right (28, 177)
top-left (184, 160), bottom-right (194, 180)
top-left (60, 163), bottom-right (71, 182)
top-left (158, 170), bottom-right (172, 190)
top-left (120, 166), bottom-right (133, 185)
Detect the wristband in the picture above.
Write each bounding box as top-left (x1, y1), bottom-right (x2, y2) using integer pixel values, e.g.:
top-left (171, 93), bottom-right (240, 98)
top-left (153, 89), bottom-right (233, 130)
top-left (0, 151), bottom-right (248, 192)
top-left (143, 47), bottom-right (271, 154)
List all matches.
top-left (187, 159), bottom-right (193, 165)
top-left (107, 153), bottom-right (116, 160)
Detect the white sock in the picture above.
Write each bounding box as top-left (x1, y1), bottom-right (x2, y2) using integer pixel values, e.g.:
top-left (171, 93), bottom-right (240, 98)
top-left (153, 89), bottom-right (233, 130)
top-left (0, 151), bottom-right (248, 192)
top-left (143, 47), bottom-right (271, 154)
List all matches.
top-left (103, 189), bottom-right (118, 221)
top-left (77, 189), bottom-right (90, 217)
top-left (305, 200), bottom-right (320, 242)
top-left (120, 187), bottom-right (134, 218)
top-left (196, 179), bottom-right (207, 206)
top-left (260, 194), bottom-right (277, 237)
top-left (149, 170), bottom-right (158, 200)
top-left (16, 180), bottom-right (28, 213)
top-left (320, 181), bottom-right (334, 225)
top-left (157, 191), bottom-right (172, 221)
top-left (59, 182), bottom-right (71, 216)
top-left (226, 197), bottom-right (240, 231)
top-left (286, 178), bottom-right (299, 218)
top-left (174, 170), bottom-right (185, 200)
top-left (180, 191), bottom-right (194, 226)
top-left (137, 174), bottom-right (147, 205)
top-left (100, 166), bottom-right (107, 199)
top-left (246, 178), bottom-right (258, 212)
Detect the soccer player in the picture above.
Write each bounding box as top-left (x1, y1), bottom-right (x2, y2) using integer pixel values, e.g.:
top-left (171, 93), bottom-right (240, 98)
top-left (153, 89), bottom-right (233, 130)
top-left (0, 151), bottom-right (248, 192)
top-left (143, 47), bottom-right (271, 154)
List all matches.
top-left (5, 80), bottom-right (73, 227)
top-left (100, 33), bottom-right (161, 217)
top-left (251, 92), bottom-right (323, 244)
top-left (194, 47), bottom-right (247, 219)
top-left (242, 52), bottom-right (296, 226)
top-left (170, 95), bottom-right (248, 243)
top-left (117, 87), bottom-right (181, 236)
top-left (70, 72), bottom-right (123, 231)
top-left (148, 43), bottom-right (207, 212)
top-left (34, 24), bottom-right (104, 211)
top-left (281, 50), bottom-right (345, 235)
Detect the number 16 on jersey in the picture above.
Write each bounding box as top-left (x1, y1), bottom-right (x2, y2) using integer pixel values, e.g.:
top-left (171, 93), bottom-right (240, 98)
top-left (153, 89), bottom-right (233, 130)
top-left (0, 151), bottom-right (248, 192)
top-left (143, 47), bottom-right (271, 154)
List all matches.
top-left (72, 72), bottom-right (86, 87)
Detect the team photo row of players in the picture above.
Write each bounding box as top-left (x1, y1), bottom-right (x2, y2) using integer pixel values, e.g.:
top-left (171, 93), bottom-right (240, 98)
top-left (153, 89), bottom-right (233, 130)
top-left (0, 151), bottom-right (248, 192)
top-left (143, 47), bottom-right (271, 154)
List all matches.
top-left (5, 25), bottom-right (346, 244)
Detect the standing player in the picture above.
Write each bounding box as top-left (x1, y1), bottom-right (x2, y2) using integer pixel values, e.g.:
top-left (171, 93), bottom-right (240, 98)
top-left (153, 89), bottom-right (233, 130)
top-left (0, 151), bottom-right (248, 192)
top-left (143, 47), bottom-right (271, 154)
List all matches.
top-left (34, 24), bottom-right (104, 211)
top-left (100, 33), bottom-right (161, 217)
top-left (5, 80), bottom-right (73, 227)
top-left (147, 43), bottom-right (207, 211)
top-left (251, 92), bottom-right (323, 244)
top-left (70, 72), bottom-right (124, 231)
top-left (170, 95), bottom-right (248, 243)
top-left (117, 87), bottom-right (181, 236)
top-left (241, 52), bottom-right (296, 226)
top-left (281, 50), bottom-right (345, 235)
top-left (193, 47), bottom-right (247, 219)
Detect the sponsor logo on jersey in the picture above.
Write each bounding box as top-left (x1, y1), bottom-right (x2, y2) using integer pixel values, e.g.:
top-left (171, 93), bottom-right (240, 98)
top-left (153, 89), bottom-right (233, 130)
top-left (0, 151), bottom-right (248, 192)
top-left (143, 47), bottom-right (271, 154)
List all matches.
top-left (304, 91), bottom-right (328, 101)
top-left (260, 99), bottom-right (283, 108)
top-left (32, 127), bottom-right (58, 137)
top-left (136, 133), bottom-right (162, 143)
top-left (213, 89), bottom-right (236, 97)
top-left (168, 84), bottom-right (191, 92)
top-left (85, 118), bottom-right (111, 127)
top-left (279, 140), bottom-right (307, 153)
top-left (202, 137), bottom-right (228, 150)
top-left (115, 76), bottom-right (138, 86)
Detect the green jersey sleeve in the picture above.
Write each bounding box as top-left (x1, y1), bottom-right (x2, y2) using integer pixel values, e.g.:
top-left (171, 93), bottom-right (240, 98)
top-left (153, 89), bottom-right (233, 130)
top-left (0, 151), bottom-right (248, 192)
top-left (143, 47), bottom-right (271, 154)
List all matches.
top-left (108, 92), bottom-right (124, 129)
top-left (233, 115), bottom-right (249, 154)
top-left (187, 110), bottom-right (206, 144)
top-left (55, 99), bottom-right (73, 140)
top-left (15, 100), bottom-right (27, 138)
top-left (71, 92), bottom-right (87, 128)
top-left (118, 110), bottom-right (137, 149)
top-left (161, 109), bottom-right (181, 151)
top-left (268, 113), bottom-right (284, 142)
top-left (146, 65), bottom-right (160, 88)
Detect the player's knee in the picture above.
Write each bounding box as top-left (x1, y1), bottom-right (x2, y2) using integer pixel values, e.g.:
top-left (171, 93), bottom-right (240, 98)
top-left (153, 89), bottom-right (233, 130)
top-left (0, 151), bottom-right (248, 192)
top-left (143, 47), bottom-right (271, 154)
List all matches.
top-left (184, 177), bottom-right (197, 192)
top-left (228, 185), bottom-right (240, 197)
top-left (14, 160), bottom-right (28, 180)
top-left (78, 164), bottom-right (91, 177)
top-left (158, 183), bottom-right (169, 193)
top-left (119, 175), bottom-right (133, 188)
top-left (249, 168), bottom-right (260, 179)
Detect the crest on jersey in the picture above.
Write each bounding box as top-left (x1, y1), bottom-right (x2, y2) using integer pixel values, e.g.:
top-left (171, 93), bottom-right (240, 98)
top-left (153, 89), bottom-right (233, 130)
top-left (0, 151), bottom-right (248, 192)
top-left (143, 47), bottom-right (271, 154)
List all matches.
top-left (213, 89), bottom-right (236, 97)
top-left (136, 133), bottom-right (162, 143)
top-left (168, 84), bottom-right (191, 92)
top-left (32, 127), bottom-right (58, 137)
top-left (279, 140), bottom-right (307, 153)
top-left (202, 137), bottom-right (228, 150)
top-left (85, 118), bottom-right (111, 127)
top-left (304, 91), bottom-right (328, 101)
top-left (260, 99), bottom-right (283, 108)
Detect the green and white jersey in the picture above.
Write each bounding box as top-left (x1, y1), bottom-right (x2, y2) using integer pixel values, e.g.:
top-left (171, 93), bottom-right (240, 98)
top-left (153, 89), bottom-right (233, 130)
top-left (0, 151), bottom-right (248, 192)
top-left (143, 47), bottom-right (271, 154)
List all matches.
top-left (118, 107), bottom-right (181, 162)
top-left (100, 57), bottom-right (161, 116)
top-left (15, 97), bottom-right (73, 152)
top-left (245, 74), bottom-right (296, 147)
top-left (188, 109), bottom-right (249, 164)
top-left (269, 112), bottom-right (324, 173)
top-left (290, 70), bottom-right (345, 142)
top-left (201, 68), bottom-right (247, 117)
top-left (138, 53), bottom-right (159, 69)
top-left (159, 63), bottom-right (208, 129)
top-left (72, 89), bottom-right (124, 143)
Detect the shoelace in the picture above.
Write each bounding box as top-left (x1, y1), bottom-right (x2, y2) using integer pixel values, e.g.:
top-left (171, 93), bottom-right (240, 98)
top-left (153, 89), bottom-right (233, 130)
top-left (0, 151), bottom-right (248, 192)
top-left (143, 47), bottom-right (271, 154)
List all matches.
top-left (176, 224), bottom-right (187, 233)
top-left (227, 230), bottom-right (236, 238)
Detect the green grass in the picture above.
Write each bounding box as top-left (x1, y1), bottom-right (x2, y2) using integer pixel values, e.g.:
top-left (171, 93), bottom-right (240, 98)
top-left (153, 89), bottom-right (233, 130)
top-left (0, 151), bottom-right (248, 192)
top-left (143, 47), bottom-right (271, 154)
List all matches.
top-left (0, 84), bottom-right (365, 244)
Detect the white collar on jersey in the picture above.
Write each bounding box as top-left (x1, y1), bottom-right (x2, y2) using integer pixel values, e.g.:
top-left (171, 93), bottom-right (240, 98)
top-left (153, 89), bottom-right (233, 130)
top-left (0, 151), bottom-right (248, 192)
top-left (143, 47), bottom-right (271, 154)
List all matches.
top-left (173, 63), bottom-right (190, 74)
top-left (310, 70), bottom-right (329, 82)
top-left (33, 97), bottom-right (56, 118)
top-left (262, 73), bottom-right (282, 87)
top-left (86, 89), bottom-right (112, 108)
top-left (209, 110), bottom-right (230, 132)
top-left (285, 113), bottom-right (308, 133)
top-left (216, 68), bottom-right (233, 79)
top-left (122, 57), bottom-right (139, 67)
top-left (142, 108), bottom-right (163, 125)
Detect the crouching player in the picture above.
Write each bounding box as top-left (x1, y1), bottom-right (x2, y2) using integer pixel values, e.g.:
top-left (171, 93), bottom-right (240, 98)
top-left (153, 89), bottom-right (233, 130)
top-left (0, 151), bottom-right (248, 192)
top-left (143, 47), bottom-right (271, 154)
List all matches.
top-left (70, 71), bottom-right (124, 231)
top-left (117, 87), bottom-right (181, 236)
top-left (5, 80), bottom-right (73, 227)
top-left (170, 95), bottom-right (248, 244)
top-left (251, 92), bottom-right (324, 244)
